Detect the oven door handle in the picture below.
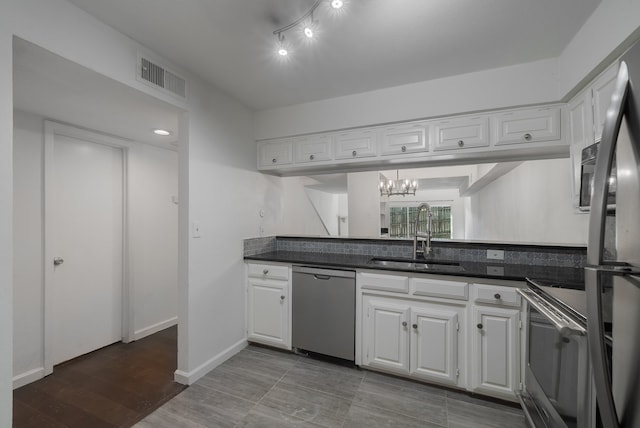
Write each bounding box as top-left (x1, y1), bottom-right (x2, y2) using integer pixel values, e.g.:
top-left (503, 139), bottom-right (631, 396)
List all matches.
top-left (517, 289), bottom-right (586, 336)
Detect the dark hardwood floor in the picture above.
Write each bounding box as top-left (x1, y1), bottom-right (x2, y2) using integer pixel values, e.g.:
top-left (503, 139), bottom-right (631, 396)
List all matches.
top-left (13, 326), bottom-right (186, 428)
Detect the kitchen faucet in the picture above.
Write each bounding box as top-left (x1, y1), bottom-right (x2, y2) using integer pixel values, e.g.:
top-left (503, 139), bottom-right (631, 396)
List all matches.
top-left (413, 203), bottom-right (432, 259)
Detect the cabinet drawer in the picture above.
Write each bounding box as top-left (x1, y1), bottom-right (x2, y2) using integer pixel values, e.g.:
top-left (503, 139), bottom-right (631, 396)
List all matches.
top-left (294, 135), bottom-right (333, 163)
top-left (360, 272), bottom-right (409, 293)
top-left (248, 263), bottom-right (289, 281)
top-left (472, 284), bottom-right (521, 307)
top-left (334, 130), bottom-right (377, 159)
top-left (258, 140), bottom-right (293, 167)
top-left (493, 107), bottom-right (561, 146)
top-left (380, 123), bottom-right (428, 155)
top-left (411, 277), bottom-right (468, 300)
top-left (432, 117), bottom-right (489, 151)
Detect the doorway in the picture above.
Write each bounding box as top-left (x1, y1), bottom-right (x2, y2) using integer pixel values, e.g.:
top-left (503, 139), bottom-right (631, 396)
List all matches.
top-left (43, 121), bottom-right (130, 373)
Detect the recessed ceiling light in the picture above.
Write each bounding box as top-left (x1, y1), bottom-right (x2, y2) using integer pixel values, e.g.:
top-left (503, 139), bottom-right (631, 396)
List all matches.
top-left (330, 0), bottom-right (344, 9)
top-left (304, 26), bottom-right (314, 38)
top-left (153, 129), bottom-right (172, 136)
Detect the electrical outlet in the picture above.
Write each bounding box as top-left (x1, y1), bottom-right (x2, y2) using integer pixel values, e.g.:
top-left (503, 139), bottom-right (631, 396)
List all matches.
top-left (486, 249), bottom-right (504, 260)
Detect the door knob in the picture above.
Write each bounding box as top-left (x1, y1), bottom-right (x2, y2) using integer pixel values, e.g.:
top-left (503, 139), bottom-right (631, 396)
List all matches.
top-left (53, 257), bottom-right (64, 266)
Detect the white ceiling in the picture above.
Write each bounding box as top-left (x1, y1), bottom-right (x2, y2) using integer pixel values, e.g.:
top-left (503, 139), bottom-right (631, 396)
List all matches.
top-left (67, 0), bottom-right (601, 111)
top-left (13, 38), bottom-right (182, 148)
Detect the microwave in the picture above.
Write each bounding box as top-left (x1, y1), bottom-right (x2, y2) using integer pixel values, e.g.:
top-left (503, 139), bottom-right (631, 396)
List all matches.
top-left (579, 142), bottom-right (616, 211)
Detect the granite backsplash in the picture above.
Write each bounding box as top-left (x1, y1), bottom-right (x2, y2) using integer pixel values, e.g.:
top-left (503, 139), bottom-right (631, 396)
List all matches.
top-left (244, 236), bottom-right (587, 268)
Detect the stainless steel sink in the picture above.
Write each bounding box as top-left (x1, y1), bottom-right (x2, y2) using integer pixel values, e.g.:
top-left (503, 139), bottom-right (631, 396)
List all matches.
top-left (367, 257), bottom-right (462, 271)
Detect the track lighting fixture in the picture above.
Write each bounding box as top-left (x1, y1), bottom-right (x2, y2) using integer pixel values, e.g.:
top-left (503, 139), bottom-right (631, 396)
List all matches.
top-left (273, 0), bottom-right (346, 57)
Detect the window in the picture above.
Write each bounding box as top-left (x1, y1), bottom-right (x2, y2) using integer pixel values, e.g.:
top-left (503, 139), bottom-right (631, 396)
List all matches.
top-left (389, 205), bottom-right (452, 239)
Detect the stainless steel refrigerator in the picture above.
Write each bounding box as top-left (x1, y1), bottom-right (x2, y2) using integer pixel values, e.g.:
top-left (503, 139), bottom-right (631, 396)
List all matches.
top-left (586, 40), bottom-right (640, 428)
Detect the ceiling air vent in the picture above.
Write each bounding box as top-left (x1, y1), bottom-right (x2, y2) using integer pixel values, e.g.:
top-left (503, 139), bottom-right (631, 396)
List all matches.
top-left (138, 56), bottom-right (187, 99)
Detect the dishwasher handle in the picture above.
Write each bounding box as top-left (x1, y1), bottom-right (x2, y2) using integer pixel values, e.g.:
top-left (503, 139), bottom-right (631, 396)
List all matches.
top-left (292, 265), bottom-right (356, 279)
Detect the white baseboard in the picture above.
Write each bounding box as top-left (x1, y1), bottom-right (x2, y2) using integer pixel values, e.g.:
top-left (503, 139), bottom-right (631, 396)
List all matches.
top-left (13, 367), bottom-right (45, 389)
top-left (133, 316), bottom-right (178, 341)
top-left (174, 338), bottom-right (247, 385)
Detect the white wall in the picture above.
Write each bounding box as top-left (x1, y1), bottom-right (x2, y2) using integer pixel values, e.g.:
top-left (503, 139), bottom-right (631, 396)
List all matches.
top-left (128, 143), bottom-right (179, 339)
top-left (278, 177), bottom-right (330, 236)
top-left (465, 158), bottom-right (589, 244)
top-left (176, 75), bottom-right (283, 383)
top-left (0, 15), bottom-right (14, 422)
top-left (12, 109), bottom-right (180, 384)
top-left (306, 188), bottom-right (340, 236)
top-left (1, 3), bottom-right (284, 422)
top-left (254, 58), bottom-right (559, 140)
top-left (12, 111), bottom-right (44, 383)
top-left (558, 0), bottom-right (640, 99)
top-left (347, 171), bottom-right (381, 237)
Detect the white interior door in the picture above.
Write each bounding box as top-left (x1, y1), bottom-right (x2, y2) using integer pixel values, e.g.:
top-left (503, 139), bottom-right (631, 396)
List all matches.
top-left (46, 128), bottom-right (124, 367)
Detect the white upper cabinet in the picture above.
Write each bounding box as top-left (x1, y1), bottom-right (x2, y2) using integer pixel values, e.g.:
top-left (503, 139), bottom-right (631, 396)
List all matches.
top-left (431, 116), bottom-right (490, 151)
top-left (334, 129), bottom-right (378, 159)
top-left (592, 63), bottom-right (619, 143)
top-left (493, 106), bottom-right (561, 146)
top-left (567, 90), bottom-right (594, 203)
top-left (294, 134), bottom-right (333, 163)
top-left (258, 139), bottom-right (293, 168)
top-left (380, 122), bottom-right (429, 155)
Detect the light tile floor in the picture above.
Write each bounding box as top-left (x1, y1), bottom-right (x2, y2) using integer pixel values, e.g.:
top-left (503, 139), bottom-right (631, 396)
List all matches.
top-left (135, 345), bottom-right (526, 428)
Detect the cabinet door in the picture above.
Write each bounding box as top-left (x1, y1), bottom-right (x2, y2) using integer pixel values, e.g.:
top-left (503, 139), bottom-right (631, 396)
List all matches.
top-left (592, 63), bottom-right (619, 142)
top-left (258, 140), bottom-right (293, 168)
top-left (470, 306), bottom-right (520, 399)
top-left (294, 134), bottom-right (333, 163)
top-left (432, 116), bottom-right (489, 151)
top-left (247, 278), bottom-right (290, 350)
top-left (493, 107), bottom-right (561, 146)
top-left (362, 296), bottom-right (410, 375)
top-left (380, 123), bottom-right (428, 155)
top-left (334, 129), bottom-right (377, 159)
top-left (567, 91), bottom-right (594, 204)
top-left (410, 304), bottom-right (460, 386)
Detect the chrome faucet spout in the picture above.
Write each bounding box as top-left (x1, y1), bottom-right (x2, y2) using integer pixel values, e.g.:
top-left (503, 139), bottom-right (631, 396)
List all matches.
top-left (413, 203), bottom-right (432, 259)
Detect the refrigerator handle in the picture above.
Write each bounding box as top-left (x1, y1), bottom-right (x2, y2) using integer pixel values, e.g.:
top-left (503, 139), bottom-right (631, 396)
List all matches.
top-left (586, 61), bottom-right (630, 428)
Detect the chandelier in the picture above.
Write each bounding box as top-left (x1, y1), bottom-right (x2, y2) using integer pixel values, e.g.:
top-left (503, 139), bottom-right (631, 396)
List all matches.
top-left (273, 0), bottom-right (346, 57)
top-left (379, 171), bottom-right (418, 197)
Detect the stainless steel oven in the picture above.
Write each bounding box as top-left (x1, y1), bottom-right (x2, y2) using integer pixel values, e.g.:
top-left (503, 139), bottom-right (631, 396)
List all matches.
top-left (517, 280), bottom-right (596, 428)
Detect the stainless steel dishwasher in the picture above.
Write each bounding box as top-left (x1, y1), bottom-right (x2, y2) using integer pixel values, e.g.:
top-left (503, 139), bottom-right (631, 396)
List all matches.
top-left (292, 266), bottom-right (356, 361)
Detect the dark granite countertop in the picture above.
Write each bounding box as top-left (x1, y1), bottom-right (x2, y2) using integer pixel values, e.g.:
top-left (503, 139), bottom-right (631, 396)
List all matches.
top-left (244, 251), bottom-right (585, 284)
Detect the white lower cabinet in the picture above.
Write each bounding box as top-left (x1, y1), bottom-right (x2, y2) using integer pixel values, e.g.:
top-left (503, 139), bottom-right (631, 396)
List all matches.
top-left (362, 297), bottom-right (410, 374)
top-left (469, 304), bottom-right (520, 400)
top-left (362, 295), bottom-right (463, 388)
top-left (246, 264), bottom-right (291, 350)
top-left (410, 304), bottom-right (461, 385)
top-left (358, 273), bottom-right (524, 401)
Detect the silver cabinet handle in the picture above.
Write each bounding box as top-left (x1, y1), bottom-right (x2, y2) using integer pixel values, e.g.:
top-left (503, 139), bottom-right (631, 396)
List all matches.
top-left (458, 140), bottom-right (464, 147)
top-left (402, 321), bottom-right (407, 327)
top-left (263, 269), bottom-right (269, 275)
top-left (53, 257), bottom-right (64, 266)
top-left (309, 154), bottom-right (315, 160)
top-left (523, 133), bottom-right (532, 141)
top-left (352, 150), bottom-right (357, 157)
top-left (401, 145), bottom-right (407, 152)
